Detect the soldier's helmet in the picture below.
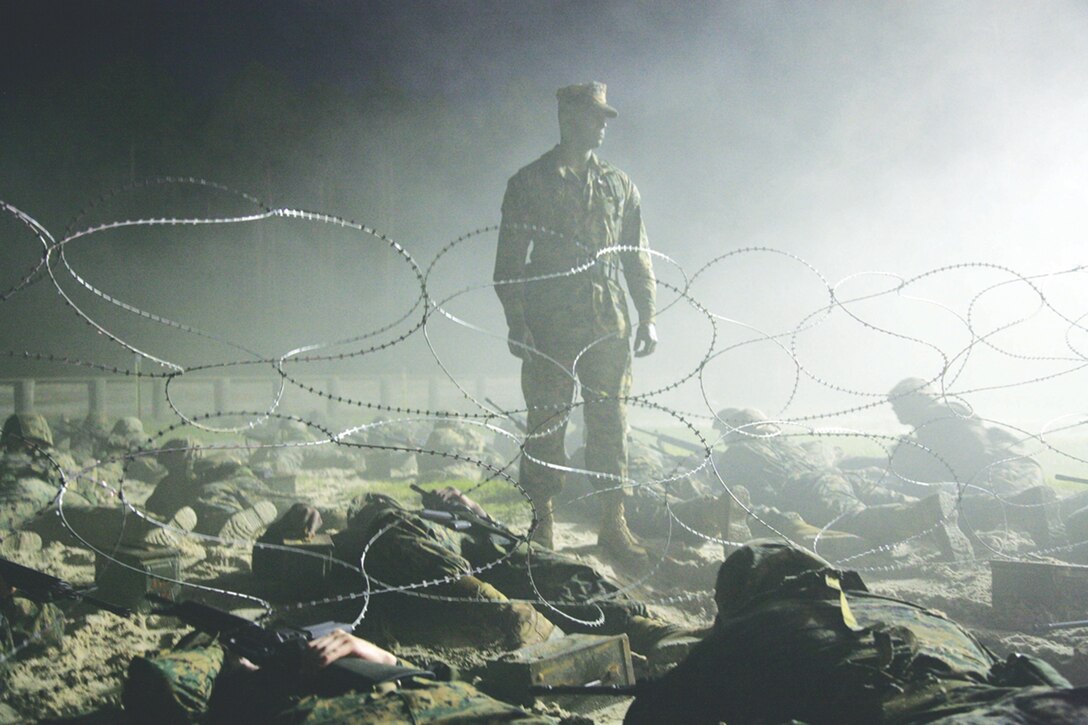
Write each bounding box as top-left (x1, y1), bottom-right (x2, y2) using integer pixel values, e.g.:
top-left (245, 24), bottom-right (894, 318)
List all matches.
top-left (277, 419), bottom-right (314, 444)
top-left (2, 413), bottom-right (54, 450)
top-left (157, 437), bottom-right (202, 473)
top-left (107, 417), bottom-right (146, 450)
top-left (714, 541), bottom-right (830, 619)
top-left (888, 377), bottom-right (936, 426)
top-left (713, 408), bottom-right (774, 438)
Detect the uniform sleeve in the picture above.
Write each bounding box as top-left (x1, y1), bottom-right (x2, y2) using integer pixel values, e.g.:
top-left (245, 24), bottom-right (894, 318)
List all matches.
top-left (493, 175), bottom-right (531, 331)
top-left (619, 181), bottom-right (656, 324)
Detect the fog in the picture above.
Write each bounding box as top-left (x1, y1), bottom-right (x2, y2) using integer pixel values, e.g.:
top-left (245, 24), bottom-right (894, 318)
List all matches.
top-left (2, 0), bottom-right (1086, 436)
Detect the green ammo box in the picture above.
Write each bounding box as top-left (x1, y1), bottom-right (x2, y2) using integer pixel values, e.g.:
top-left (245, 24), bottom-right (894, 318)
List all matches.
top-left (265, 474), bottom-right (299, 495)
top-left (482, 633), bottom-right (635, 707)
top-left (251, 534), bottom-right (336, 595)
top-left (94, 544), bottom-right (181, 613)
top-left (991, 559), bottom-right (1088, 625)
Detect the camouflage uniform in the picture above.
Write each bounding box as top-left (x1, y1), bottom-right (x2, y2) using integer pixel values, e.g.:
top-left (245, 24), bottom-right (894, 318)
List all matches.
top-left (328, 495), bottom-right (654, 650)
top-left (626, 542), bottom-right (1080, 725)
top-left (101, 417), bottom-right (167, 484)
top-left (716, 435), bottom-right (935, 536)
top-left (248, 420), bottom-right (362, 478)
top-left (120, 637), bottom-right (552, 724)
top-left (1, 414), bottom-right (102, 541)
top-left (416, 420), bottom-right (504, 484)
top-left (889, 399), bottom-right (1044, 494)
top-left (886, 380), bottom-right (1061, 545)
top-left (494, 142), bottom-right (655, 503)
top-left (1, 594), bottom-right (64, 665)
top-left (145, 438), bottom-right (278, 539)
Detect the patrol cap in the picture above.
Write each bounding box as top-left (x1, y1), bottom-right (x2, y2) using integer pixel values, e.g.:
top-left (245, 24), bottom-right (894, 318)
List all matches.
top-left (1, 413), bottom-right (53, 448)
top-left (557, 81), bottom-right (618, 118)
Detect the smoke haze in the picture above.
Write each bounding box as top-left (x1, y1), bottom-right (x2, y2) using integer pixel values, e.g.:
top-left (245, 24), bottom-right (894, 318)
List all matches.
top-left (2, 0), bottom-right (1086, 433)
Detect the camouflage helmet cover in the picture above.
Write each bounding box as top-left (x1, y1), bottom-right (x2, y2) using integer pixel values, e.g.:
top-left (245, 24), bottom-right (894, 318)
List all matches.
top-left (2, 413), bottom-right (54, 448)
top-left (107, 417), bottom-right (146, 449)
top-left (157, 437), bottom-right (202, 469)
top-left (713, 407), bottom-right (772, 434)
top-left (277, 418), bottom-right (315, 443)
top-left (714, 541), bottom-right (830, 618)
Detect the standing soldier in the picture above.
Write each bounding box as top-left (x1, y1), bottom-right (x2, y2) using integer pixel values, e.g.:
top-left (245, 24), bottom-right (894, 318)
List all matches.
top-left (494, 82), bottom-right (657, 561)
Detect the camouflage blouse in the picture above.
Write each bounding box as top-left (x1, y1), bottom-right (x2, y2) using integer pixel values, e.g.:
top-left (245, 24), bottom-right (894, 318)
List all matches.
top-left (494, 146), bottom-right (656, 340)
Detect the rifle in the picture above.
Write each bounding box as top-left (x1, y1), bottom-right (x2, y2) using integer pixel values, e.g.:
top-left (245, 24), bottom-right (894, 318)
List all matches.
top-left (1035, 618), bottom-right (1088, 633)
top-left (149, 596), bottom-right (434, 695)
top-left (1056, 474), bottom-right (1088, 486)
top-left (630, 425), bottom-right (704, 455)
top-left (0, 556), bottom-right (131, 617)
top-left (411, 484), bottom-right (520, 548)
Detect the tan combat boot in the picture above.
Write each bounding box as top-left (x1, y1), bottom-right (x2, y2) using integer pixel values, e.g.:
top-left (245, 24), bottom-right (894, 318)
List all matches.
top-left (218, 501), bottom-right (278, 542)
top-left (530, 497), bottom-right (555, 549)
top-left (626, 615), bottom-right (707, 670)
top-left (445, 575), bottom-right (556, 650)
top-left (918, 493), bottom-right (973, 561)
top-left (748, 507), bottom-right (866, 560)
top-left (598, 490), bottom-right (648, 564)
top-left (144, 505), bottom-right (198, 547)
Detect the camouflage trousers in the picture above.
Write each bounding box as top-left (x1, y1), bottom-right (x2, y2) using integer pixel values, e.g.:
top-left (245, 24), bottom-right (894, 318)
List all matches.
top-left (1, 596), bottom-right (64, 664)
top-left (0, 472), bottom-right (141, 550)
top-left (519, 332), bottom-right (631, 501)
top-left (0, 477), bottom-right (61, 535)
top-left (330, 495), bottom-right (647, 645)
top-left (122, 640), bottom-right (551, 724)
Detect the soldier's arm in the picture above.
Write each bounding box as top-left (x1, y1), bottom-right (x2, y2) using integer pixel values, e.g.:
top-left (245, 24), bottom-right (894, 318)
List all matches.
top-left (619, 181), bottom-right (657, 356)
top-left (618, 181), bottom-right (656, 327)
top-left (494, 177), bottom-right (531, 331)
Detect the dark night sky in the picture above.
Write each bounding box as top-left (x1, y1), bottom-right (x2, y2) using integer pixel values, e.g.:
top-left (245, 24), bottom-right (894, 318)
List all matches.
top-left (3, 1), bottom-right (697, 101)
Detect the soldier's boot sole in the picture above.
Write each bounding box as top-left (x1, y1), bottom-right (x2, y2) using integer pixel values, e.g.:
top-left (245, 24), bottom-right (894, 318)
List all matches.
top-left (144, 505), bottom-right (200, 547)
top-left (924, 493), bottom-right (974, 561)
top-left (218, 500), bottom-right (278, 541)
top-left (445, 576), bottom-right (556, 650)
top-left (169, 506), bottom-right (198, 532)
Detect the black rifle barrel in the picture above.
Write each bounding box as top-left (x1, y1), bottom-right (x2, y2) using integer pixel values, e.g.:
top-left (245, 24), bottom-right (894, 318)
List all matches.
top-left (0, 556), bottom-right (131, 617)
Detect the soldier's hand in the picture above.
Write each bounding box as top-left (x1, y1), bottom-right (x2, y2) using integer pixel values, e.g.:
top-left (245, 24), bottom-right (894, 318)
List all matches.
top-left (507, 326), bottom-right (535, 359)
top-left (303, 630), bottom-right (396, 673)
top-left (433, 486), bottom-right (491, 520)
top-left (633, 322), bottom-right (657, 357)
